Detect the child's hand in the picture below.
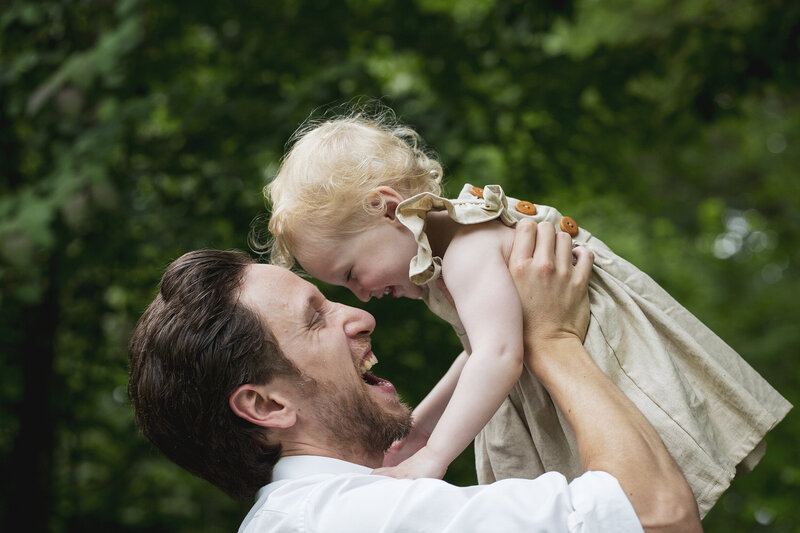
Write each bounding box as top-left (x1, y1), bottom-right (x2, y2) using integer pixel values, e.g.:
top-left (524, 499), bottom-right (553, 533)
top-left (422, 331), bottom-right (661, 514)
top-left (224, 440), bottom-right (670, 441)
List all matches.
top-left (372, 446), bottom-right (447, 480)
top-left (382, 427), bottom-right (429, 467)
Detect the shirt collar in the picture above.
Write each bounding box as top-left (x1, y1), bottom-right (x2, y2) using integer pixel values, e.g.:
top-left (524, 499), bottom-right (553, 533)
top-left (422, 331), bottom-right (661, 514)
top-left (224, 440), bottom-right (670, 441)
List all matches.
top-left (271, 455), bottom-right (372, 483)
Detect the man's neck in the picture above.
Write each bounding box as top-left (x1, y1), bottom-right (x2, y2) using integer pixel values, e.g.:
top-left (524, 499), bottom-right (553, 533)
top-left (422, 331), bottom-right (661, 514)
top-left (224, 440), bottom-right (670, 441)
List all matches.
top-left (280, 441), bottom-right (384, 469)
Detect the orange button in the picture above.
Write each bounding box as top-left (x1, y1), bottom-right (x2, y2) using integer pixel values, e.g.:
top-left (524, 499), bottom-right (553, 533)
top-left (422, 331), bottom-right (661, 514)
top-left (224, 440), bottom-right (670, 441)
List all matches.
top-left (470, 186), bottom-right (484, 199)
top-left (515, 200), bottom-right (537, 216)
top-left (560, 216), bottom-right (579, 236)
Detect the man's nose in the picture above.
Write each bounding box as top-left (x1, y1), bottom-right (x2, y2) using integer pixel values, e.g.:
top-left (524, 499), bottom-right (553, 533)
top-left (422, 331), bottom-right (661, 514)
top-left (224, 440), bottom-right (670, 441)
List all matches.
top-left (342, 305), bottom-right (376, 337)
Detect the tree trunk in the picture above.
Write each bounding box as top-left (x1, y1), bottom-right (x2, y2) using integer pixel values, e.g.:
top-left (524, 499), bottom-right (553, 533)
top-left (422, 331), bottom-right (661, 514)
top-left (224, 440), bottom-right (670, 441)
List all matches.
top-left (1, 258), bottom-right (59, 533)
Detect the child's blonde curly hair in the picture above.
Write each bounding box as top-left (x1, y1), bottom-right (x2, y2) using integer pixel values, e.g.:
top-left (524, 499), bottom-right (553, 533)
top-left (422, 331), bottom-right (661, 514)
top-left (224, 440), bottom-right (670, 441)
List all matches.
top-left (264, 110), bottom-right (444, 269)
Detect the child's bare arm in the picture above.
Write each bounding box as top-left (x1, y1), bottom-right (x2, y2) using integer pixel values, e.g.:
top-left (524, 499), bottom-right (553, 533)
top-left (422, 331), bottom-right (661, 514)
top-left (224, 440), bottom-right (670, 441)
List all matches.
top-left (374, 223), bottom-right (523, 479)
top-left (383, 351), bottom-right (468, 467)
top-left (409, 350), bottom-right (469, 439)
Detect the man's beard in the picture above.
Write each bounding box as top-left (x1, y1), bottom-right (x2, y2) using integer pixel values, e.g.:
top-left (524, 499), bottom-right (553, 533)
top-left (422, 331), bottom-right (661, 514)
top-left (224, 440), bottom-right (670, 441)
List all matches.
top-left (307, 376), bottom-right (413, 458)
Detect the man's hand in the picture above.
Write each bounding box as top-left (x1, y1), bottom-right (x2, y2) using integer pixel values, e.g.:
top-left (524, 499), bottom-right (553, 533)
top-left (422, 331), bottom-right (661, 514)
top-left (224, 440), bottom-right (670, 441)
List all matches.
top-left (508, 219), bottom-right (594, 358)
top-left (508, 219), bottom-right (702, 532)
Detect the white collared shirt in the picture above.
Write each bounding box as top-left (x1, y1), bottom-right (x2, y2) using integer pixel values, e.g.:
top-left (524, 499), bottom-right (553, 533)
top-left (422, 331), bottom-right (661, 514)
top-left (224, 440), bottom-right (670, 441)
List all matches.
top-left (238, 455), bottom-right (643, 533)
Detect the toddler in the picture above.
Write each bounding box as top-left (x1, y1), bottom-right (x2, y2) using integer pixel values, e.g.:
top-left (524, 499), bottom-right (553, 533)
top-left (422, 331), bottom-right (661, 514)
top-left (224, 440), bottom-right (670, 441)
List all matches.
top-left (263, 112), bottom-right (790, 517)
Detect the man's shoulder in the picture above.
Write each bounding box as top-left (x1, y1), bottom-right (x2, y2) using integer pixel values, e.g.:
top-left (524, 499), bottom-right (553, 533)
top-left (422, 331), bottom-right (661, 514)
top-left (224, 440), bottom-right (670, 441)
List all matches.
top-left (239, 469), bottom-right (385, 533)
top-left (240, 468), bottom-right (642, 533)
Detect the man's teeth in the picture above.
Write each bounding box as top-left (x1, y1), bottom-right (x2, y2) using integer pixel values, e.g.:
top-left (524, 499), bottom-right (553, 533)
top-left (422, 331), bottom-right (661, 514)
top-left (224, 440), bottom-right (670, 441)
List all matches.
top-left (384, 287), bottom-right (391, 295)
top-left (360, 353), bottom-right (378, 374)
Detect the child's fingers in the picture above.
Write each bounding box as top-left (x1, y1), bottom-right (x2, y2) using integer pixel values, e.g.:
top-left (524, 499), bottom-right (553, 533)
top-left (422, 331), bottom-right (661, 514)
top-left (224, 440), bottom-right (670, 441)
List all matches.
top-left (509, 219), bottom-right (539, 267)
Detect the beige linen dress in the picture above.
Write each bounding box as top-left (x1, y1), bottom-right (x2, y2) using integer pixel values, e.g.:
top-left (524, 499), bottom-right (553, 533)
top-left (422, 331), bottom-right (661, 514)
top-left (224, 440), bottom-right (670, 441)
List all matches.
top-left (396, 183), bottom-right (791, 518)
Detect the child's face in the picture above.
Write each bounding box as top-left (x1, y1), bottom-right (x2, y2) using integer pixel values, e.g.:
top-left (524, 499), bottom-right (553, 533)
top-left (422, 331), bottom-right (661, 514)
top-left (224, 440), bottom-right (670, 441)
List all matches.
top-left (296, 219), bottom-right (422, 303)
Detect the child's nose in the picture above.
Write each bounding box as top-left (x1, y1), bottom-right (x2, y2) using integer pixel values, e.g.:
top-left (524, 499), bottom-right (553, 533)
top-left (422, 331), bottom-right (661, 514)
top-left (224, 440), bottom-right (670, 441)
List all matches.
top-left (348, 282), bottom-right (371, 302)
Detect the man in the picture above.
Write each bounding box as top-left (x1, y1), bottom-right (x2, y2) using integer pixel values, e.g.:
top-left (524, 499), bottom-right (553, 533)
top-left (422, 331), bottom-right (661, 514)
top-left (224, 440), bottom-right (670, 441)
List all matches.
top-left (128, 220), bottom-right (701, 532)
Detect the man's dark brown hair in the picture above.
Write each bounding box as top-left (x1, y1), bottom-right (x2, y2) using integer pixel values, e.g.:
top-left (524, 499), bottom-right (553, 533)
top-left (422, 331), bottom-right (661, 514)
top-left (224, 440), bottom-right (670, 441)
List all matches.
top-left (128, 250), bottom-right (300, 499)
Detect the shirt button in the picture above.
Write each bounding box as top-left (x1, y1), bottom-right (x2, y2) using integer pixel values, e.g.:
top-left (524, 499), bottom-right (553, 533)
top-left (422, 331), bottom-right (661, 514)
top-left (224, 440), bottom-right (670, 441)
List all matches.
top-left (470, 186), bottom-right (484, 199)
top-left (560, 216), bottom-right (579, 236)
top-left (515, 200), bottom-right (537, 216)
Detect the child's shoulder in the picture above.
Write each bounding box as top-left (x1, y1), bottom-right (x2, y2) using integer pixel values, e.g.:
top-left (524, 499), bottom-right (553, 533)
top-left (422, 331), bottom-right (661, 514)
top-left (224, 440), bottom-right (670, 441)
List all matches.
top-left (445, 219), bottom-right (515, 266)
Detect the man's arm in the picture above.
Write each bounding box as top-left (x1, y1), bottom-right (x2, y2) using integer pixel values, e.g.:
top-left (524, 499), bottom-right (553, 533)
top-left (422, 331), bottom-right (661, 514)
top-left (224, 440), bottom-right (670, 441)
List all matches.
top-left (509, 219), bottom-right (702, 533)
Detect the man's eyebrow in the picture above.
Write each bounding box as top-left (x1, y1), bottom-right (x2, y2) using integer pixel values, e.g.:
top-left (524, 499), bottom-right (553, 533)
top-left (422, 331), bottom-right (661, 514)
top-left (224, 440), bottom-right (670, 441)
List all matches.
top-left (300, 292), bottom-right (315, 320)
top-left (302, 288), bottom-right (326, 319)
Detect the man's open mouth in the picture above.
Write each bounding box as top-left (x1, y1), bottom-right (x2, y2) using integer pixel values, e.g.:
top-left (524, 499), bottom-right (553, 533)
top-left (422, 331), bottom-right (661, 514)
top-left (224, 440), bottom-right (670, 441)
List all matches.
top-left (358, 352), bottom-right (391, 386)
top-left (362, 372), bottom-right (389, 386)
top-left (359, 352), bottom-right (377, 375)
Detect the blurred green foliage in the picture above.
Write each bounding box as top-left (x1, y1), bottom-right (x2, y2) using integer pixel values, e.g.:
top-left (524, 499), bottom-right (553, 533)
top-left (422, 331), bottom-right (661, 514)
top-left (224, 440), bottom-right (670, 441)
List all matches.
top-left (1, 0), bottom-right (798, 530)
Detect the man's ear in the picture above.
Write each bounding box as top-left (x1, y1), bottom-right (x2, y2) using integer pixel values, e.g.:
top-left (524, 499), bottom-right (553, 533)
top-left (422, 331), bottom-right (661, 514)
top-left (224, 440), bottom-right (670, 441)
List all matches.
top-left (367, 186), bottom-right (405, 222)
top-left (229, 384), bottom-right (297, 429)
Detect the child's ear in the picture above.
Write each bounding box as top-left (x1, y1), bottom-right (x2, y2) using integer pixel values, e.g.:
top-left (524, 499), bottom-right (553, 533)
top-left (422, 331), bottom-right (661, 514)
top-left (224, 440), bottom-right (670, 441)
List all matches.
top-left (229, 383), bottom-right (297, 430)
top-left (368, 187), bottom-right (405, 221)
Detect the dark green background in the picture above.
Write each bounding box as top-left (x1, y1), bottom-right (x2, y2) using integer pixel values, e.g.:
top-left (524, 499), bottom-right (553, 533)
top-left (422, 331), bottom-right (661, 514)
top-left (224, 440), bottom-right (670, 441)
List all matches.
top-left (1, 0), bottom-right (798, 531)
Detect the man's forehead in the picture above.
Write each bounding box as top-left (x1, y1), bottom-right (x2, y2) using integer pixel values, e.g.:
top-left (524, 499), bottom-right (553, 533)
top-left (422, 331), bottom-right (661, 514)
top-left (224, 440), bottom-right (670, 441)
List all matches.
top-left (245, 263), bottom-right (299, 285)
top-left (240, 264), bottom-right (319, 317)
top-left (239, 264), bottom-right (308, 307)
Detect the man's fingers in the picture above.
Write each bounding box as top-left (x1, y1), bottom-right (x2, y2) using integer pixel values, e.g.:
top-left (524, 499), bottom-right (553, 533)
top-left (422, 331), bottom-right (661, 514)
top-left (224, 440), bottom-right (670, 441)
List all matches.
top-left (511, 220), bottom-right (589, 279)
top-left (510, 219), bottom-right (538, 267)
top-left (554, 232), bottom-right (574, 271)
top-left (572, 246), bottom-right (594, 281)
top-left (533, 221), bottom-right (556, 264)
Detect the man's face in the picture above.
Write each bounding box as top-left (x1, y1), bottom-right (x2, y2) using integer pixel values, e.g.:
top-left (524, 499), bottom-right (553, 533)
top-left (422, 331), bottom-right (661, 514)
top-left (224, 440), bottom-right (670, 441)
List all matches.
top-left (239, 264), bottom-right (412, 458)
